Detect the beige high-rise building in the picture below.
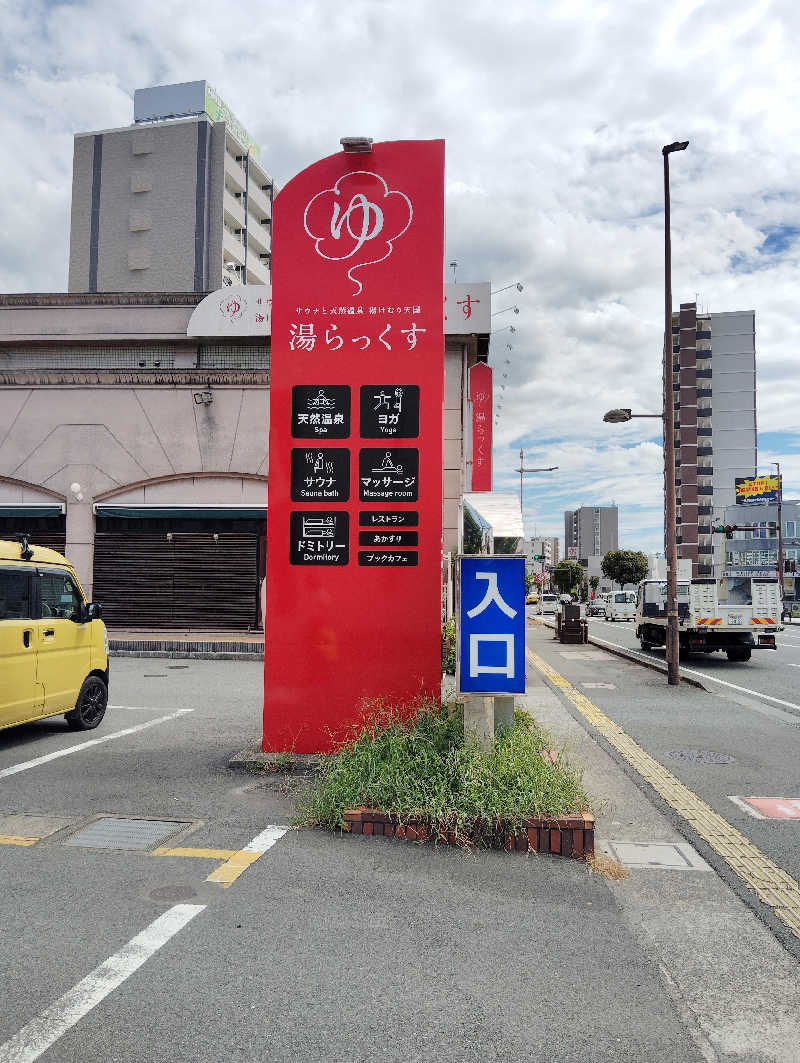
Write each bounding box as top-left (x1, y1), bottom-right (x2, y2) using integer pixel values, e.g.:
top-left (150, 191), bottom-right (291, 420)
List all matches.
top-left (68, 81), bottom-right (273, 294)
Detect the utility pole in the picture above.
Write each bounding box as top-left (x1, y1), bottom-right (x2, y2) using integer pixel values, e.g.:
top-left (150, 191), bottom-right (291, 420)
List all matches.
top-left (662, 140), bottom-right (689, 686)
top-left (773, 461), bottom-right (784, 616)
top-left (515, 449), bottom-right (558, 517)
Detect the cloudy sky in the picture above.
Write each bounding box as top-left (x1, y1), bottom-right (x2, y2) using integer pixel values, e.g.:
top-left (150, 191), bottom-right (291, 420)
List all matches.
top-left (1, 0), bottom-right (798, 552)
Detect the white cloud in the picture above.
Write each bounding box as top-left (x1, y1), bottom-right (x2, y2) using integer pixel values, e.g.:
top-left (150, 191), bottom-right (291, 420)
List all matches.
top-left (0, 0), bottom-right (798, 553)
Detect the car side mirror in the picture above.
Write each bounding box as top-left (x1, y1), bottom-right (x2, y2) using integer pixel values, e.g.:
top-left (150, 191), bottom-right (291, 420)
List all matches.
top-left (84, 602), bottom-right (102, 621)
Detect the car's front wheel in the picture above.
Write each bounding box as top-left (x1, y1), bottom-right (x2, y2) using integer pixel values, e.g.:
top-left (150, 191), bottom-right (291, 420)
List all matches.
top-left (66, 676), bottom-right (108, 731)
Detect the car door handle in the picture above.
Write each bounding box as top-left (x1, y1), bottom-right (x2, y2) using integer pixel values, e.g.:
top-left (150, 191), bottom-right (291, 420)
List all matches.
top-left (23, 629), bottom-right (32, 648)
top-left (43, 628), bottom-right (55, 637)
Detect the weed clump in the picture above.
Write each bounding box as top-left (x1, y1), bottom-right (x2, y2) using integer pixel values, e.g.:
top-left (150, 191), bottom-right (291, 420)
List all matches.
top-left (294, 701), bottom-right (589, 841)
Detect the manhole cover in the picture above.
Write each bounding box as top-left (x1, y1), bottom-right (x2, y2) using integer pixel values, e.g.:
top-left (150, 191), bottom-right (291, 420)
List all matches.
top-left (149, 885), bottom-right (197, 903)
top-left (667, 749), bottom-right (736, 765)
top-left (64, 818), bottom-right (190, 850)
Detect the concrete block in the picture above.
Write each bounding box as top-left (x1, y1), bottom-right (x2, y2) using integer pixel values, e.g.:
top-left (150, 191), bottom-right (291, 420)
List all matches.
top-left (494, 695), bottom-right (515, 732)
top-left (462, 694), bottom-right (494, 752)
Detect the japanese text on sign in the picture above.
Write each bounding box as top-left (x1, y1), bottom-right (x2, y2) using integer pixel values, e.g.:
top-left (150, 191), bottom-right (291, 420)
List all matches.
top-left (458, 556), bottom-right (526, 694)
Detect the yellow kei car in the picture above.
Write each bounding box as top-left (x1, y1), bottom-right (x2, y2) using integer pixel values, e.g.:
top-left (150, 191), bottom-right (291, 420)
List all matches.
top-left (0, 536), bottom-right (109, 732)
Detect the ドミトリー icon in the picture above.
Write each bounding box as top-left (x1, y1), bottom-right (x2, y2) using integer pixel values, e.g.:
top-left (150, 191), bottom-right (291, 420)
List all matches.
top-left (289, 511), bottom-right (349, 566)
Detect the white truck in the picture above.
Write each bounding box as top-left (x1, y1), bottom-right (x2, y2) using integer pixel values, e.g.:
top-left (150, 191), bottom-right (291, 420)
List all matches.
top-left (635, 577), bottom-right (781, 662)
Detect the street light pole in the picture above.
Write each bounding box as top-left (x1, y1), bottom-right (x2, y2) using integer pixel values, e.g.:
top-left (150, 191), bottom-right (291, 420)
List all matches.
top-left (515, 449), bottom-right (558, 514)
top-left (663, 140), bottom-right (688, 687)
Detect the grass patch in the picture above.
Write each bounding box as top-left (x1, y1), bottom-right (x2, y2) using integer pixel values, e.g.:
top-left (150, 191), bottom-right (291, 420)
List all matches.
top-left (293, 701), bottom-right (590, 842)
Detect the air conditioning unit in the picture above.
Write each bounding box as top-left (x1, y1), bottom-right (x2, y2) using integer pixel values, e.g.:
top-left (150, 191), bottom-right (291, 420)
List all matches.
top-left (234, 229), bottom-right (242, 236)
top-left (234, 191), bottom-right (242, 199)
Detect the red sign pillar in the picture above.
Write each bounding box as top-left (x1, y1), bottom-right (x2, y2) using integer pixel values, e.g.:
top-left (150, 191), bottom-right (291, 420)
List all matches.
top-left (469, 362), bottom-right (493, 491)
top-left (264, 141), bottom-right (445, 753)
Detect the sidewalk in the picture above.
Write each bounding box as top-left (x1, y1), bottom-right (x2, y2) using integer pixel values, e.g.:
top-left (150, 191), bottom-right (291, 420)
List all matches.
top-left (520, 619), bottom-right (800, 1060)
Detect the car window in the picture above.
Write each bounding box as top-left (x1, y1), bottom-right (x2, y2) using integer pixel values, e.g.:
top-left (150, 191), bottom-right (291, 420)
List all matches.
top-left (39, 571), bottom-right (83, 621)
top-left (0, 569), bottom-right (31, 620)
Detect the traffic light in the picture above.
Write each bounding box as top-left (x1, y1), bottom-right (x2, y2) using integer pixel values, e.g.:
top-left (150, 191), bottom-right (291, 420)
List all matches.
top-left (713, 525), bottom-right (735, 538)
top-left (533, 553), bottom-right (545, 560)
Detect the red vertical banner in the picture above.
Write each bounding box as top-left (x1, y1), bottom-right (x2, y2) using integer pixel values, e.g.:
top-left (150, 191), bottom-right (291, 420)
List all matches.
top-left (264, 141), bottom-right (445, 753)
top-left (469, 362), bottom-right (493, 491)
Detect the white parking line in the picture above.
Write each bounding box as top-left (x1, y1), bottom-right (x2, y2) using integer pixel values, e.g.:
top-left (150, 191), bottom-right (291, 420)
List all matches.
top-left (0, 904), bottom-right (205, 1063)
top-left (108, 704), bottom-right (176, 711)
top-left (0, 710), bottom-right (193, 781)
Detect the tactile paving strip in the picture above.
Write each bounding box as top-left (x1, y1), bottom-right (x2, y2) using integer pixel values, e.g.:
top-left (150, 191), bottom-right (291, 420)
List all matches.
top-left (527, 648), bottom-right (800, 941)
top-left (64, 818), bottom-right (190, 851)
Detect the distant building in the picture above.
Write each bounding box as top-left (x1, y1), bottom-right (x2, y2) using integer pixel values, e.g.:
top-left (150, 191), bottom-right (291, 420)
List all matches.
top-left (721, 499), bottom-right (800, 603)
top-left (670, 304), bottom-right (757, 577)
top-left (529, 536), bottom-right (559, 567)
top-left (563, 506), bottom-right (618, 563)
top-left (68, 80), bottom-right (274, 294)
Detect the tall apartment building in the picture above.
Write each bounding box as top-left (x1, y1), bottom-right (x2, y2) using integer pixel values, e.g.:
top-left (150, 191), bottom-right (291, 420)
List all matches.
top-left (670, 304), bottom-right (756, 577)
top-left (563, 506), bottom-right (618, 562)
top-left (68, 81), bottom-right (273, 294)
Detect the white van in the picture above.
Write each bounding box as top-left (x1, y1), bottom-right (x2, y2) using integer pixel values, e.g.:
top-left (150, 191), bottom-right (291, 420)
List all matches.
top-left (605, 591), bottom-right (637, 621)
top-left (538, 593), bottom-right (559, 615)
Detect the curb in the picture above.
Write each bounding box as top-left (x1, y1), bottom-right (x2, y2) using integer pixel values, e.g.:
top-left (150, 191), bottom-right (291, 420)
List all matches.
top-left (343, 807), bottom-right (595, 859)
top-left (228, 747), bottom-right (326, 774)
top-left (111, 649), bottom-right (264, 661)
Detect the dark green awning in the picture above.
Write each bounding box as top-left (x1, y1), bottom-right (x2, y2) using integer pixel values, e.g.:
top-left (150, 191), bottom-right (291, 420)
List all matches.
top-left (94, 505), bottom-right (266, 519)
top-left (0, 504), bottom-right (65, 517)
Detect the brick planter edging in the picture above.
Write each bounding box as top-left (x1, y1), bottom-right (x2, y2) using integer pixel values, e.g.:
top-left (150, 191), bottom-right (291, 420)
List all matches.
top-left (342, 808), bottom-right (594, 859)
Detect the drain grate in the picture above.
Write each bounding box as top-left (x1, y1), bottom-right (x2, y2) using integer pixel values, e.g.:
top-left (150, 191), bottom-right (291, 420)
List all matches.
top-left (64, 818), bottom-right (190, 851)
top-left (667, 749), bottom-right (736, 765)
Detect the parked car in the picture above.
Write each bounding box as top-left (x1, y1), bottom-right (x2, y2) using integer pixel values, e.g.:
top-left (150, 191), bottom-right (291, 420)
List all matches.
top-left (526, 592), bottom-right (539, 604)
top-left (0, 536), bottom-right (109, 733)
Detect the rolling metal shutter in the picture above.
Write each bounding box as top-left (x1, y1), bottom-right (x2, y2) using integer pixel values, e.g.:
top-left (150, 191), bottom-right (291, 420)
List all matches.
top-left (93, 530), bottom-right (259, 629)
top-left (0, 516), bottom-right (66, 556)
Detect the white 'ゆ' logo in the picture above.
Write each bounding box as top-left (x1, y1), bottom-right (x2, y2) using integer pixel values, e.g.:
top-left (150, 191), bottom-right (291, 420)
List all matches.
top-left (303, 171), bottom-right (413, 295)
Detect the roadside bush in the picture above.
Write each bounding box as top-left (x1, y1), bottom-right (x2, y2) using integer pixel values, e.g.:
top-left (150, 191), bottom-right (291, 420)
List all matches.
top-left (294, 700), bottom-right (589, 840)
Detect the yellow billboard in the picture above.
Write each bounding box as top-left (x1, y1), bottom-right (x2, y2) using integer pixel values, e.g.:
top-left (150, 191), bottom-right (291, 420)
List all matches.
top-left (734, 475), bottom-right (780, 506)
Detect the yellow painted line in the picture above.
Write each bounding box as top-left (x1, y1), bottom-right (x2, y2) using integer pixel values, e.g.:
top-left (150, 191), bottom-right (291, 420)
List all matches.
top-left (205, 825), bottom-right (288, 889)
top-left (153, 847), bottom-right (236, 860)
top-left (205, 851), bottom-right (263, 887)
top-left (0, 834), bottom-right (39, 846)
top-left (526, 647), bottom-right (800, 941)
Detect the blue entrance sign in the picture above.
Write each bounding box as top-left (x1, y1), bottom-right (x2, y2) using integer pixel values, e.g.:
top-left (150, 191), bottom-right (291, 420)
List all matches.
top-left (458, 556), bottom-right (526, 694)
